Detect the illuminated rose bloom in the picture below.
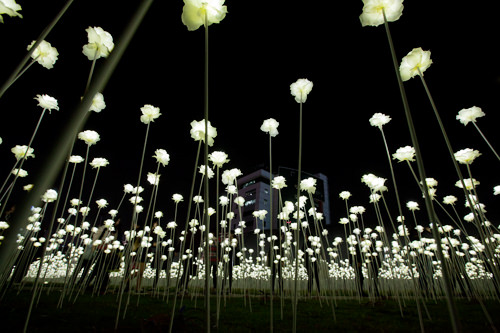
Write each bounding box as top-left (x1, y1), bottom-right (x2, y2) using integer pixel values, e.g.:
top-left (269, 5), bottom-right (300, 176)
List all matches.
top-left (147, 172), bottom-right (160, 185)
top-left (27, 40), bottom-right (59, 69)
top-left (42, 189), bottom-right (58, 203)
top-left (78, 130), bottom-right (100, 145)
top-left (199, 165), bottom-right (214, 179)
top-left (89, 92), bottom-right (106, 112)
top-left (369, 113), bottom-right (391, 129)
top-left (406, 201), bottom-right (419, 211)
top-left (338, 217), bottom-right (349, 225)
top-left (494, 186), bottom-right (500, 196)
top-left (456, 106), bottom-right (485, 126)
top-left (11, 168), bottom-right (27, 177)
top-left (96, 199), bottom-right (108, 208)
top-left (271, 176), bottom-right (287, 189)
top-left (190, 119), bottom-right (217, 146)
top-left (455, 178), bottom-right (480, 190)
top-left (290, 78), bottom-right (313, 103)
top-left (90, 157), bottom-right (109, 168)
top-left (234, 196), bottom-right (245, 207)
top-left (443, 195), bottom-right (458, 205)
top-left (260, 118), bottom-right (279, 137)
top-left (0, 0), bottom-right (22, 23)
top-left (140, 104), bottom-right (161, 124)
top-left (11, 145), bottom-right (34, 160)
top-left (359, 0), bottom-right (404, 27)
top-left (399, 47), bottom-right (432, 81)
top-left (69, 155), bottom-right (84, 164)
top-left (221, 168), bottom-right (242, 185)
top-left (454, 148), bottom-right (481, 165)
top-left (82, 26), bottom-right (114, 60)
top-left (339, 191), bottom-right (351, 200)
top-left (209, 151), bottom-right (229, 168)
top-left (172, 194), bottom-right (184, 203)
top-left (153, 149), bottom-right (170, 166)
top-left (181, 0), bottom-right (227, 31)
top-left (34, 94), bottom-right (59, 112)
top-left (393, 146), bottom-right (415, 162)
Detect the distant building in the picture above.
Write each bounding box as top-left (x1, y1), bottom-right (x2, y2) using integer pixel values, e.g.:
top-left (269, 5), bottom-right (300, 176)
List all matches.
top-left (231, 167), bottom-right (331, 234)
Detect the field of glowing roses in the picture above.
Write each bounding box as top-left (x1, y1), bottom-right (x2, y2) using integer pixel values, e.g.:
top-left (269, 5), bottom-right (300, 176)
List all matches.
top-left (1, 0), bottom-right (500, 332)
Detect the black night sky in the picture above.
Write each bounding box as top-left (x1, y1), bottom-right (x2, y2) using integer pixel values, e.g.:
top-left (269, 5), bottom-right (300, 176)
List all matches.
top-left (1, 0), bottom-right (500, 236)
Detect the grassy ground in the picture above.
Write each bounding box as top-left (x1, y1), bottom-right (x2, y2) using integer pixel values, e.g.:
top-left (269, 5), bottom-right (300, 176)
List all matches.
top-left (1, 288), bottom-right (499, 332)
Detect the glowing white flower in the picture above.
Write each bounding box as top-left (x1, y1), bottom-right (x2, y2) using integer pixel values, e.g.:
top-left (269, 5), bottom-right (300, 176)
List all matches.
top-left (422, 178), bottom-right (438, 188)
top-left (42, 189), bottom-right (58, 203)
top-left (399, 47), bottom-right (432, 81)
top-left (339, 217), bottom-right (349, 225)
top-left (0, 0), bottom-right (22, 23)
top-left (209, 151), bottom-right (229, 168)
top-left (0, 221), bottom-right (9, 229)
top-left (124, 184), bottom-right (134, 193)
top-left (350, 206), bottom-right (366, 215)
top-left (190, 119), bottom-right (217, 146)
top-left (290, 78), bottom-right (313, 103)
top-left (34, 94), bottom-right (59, 112)
top-left (494, 186), bottom-right (500, 196)
top-left (27, 40), bottom-right (58, 69)
top-left (11, 145), bottom-right (34, 160)
top-left (69, 155), bottom-right (84, 163)
top-left (23, 184), bottom-right (33, 191)
top-left (82, 26), bottom-right (114, 60)
top-left (90, 157), bottom-right (109, 168)
top-left (78, 130), bottom-right (100, 145)
top-left (89, 92), bottom-right (106, 112)
top-left (362, 173), bottom-right (387, 193)
top-left (455, 178), bottom-right (480, 190)
top-left (221, 168), bottom-right (242, 185)
top-left (130, 196), bottom-right (143, 204)
top-left (181, 0), bottom-right (227, 31)
top-left (369, 113), bottom-right (391, 128)
top-left (234, 196), bottom-right (245, 207)
top-left (199, 165), bottom-right (214, 179)
top-left (193, 195), bottom-right (204, 203)
top-left (96, 199), bottom-right (108, 208)
top-left (454, 148), bottom-right (481, 165)
top-left (260, 118), bottom-right (279, 137)
top-left (393, 146), bottom-right (415, 162)
top-left (153, 149), bottom-right (170, 166)
top-left (339, 191), bottom-right (351, 200)
top-left (443, 195), bottom-right (457, 205)
top-left (155, 211), bottom-right (163, 218)
top-left (70, 198), bottom-right (82, 206)
top-left (406, 201), bottom-right (419, 211)
top-left (140, 104), bottom-right (161, 124)
top-left (272, 176), bottom-right (287, 189)
top-left (359, 0), bottom-right (404, 27)
top-left (147, 172), bottom-right (160, 186)
top-left (12, 168), bottom-right (27, 177)
top-left (456, 106), bottom-right (485, 126)
top-left (300, 177), bottom-right (317, 194)
top-left (172, 194), bottom-right (184, 203)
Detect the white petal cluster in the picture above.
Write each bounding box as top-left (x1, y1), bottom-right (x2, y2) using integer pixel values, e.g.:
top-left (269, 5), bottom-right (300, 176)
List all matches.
top-left (260, 118), bottom-right (279, 137)
top-left (221, 168), bottom-right (242, 185)
top-left (42, 189), bottom-right (58, 203)
top-left (190, 119), bottom-right (217, 146)
top-left (392, 146), bottom-right (415, 162)
top-left (78, 130), bottom-right (100, 146)
top-left (181, 0), bottom-right (227, 31)
top-left (454, 148), bottom-right (481, 165)
top-left (0, 0), bottom-right (22, 23)
top-left (90, 157), bottom-right (109, 168)
top-left (399, 47), bottom-right (432, 81)
top-left (82, 26), bottom-right (114, 60)
top-left (290, 78), bottom-right (313, 103)
top-left (89, 92), bottom-right (106, 112)
top-left (34, 94), bottom-right (59, 112)
top-left (140, 104), bottom-right (161, 124)
top-left (27, 40), bottom-right (58, 69)
top-left (11, 145), bottom-right (34, 160)
top-left (272, 176), bottom-right (287, 190)
top-left (369, 113), bottom-right (391, 128)
top-left (456, 106), bottom-right (485, 126)
top-left (209, 151), bottom-right (229, 168)
top-left (153, 149), bottom-right (170, 166)
top-left (359, 0), bottom-right (404, 27)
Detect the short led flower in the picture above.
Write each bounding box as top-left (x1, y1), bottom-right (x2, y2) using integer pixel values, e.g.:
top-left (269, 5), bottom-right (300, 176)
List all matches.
top-left (456, 106), bottom-right (485, 126)
top-left (78, 130), bottom-right (100, 145)
top-left (153, 149), bottom-right (170, 166)
top-left (11, 145), bottom-right (34, 160)
top-left (27, 40), bottom-right (58, 69)
top-left (290, 78), bottom-right (313, 103)
top-left (140, 104), bottom-right (161, 124)
top-left (209, 151), bottom-right (229, 168)
top-left (454, 148), bottom-right (481, 165)
top-left (90, 92), bottom-right (106, 112)
top-left (0, 0), bottom-right (22, 23)
top-left (181, 0), bottom-right (228, 31)
top-left (190, 119), bottom-right (217, 146)
top-left (82, 26), bottom-right (114, 60)
top-left (260, 118), bottom-right (279, 137)
top-left (393, 146), bottom-right (415, 162)
top-left (34, 94), bottom-right (59, 113)
top-left (90, 157), bottom-right (109, 168)
top-left (359, 0), bottom-right (404, 27)
top-left (369, 113), bottom-right (391, 128)
top-left (399, 47), bottom-right (432, 81)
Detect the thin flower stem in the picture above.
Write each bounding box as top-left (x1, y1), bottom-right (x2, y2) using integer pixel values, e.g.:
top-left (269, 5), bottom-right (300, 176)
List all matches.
top-left (472, 122), bottom-right (500, 163)
top-left (382, 10), bottom-right (460, 333)
top-left (268, 133), bottom-right (274, 333)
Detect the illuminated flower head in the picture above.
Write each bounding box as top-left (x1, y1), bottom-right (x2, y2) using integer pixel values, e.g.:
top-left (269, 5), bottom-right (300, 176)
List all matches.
top-left (90, 157), bottom-right (109, 168)
top-left (27, 40), bottom-right (58, 69)
top-left (82, 26), bottom-right (114, 60)
top-left (11, 145), bottom-right (34, 160)
top-left (399, 47), bottom-right (432, 81)
top-left (172, 193), bottom-right (184, 203)
top-left (181, 0), bottom-right (227, 31)
top-left (190, 119), bottom-right (217, 146)
top-left (90, 92), bottom-right (106, 112)
top-left (34, 94), bottom-right (59, 113)
top-left (443, 195), bottom-right (457, 205)
top-left (199, 165), bottom-right (214, 179)
top-left (260, 118), bottom-right (279, 137)
top-left (96, 199), bottom-right (108, 208)
top-left (339, 191), bottom-right (351, 200)
top-left (369, 113), bottom-right (391, 129)
top-left (147, 172), bottom-right (161, 186)
top-left (69, 155), bottom-right (84, 164)
top-left (393, 146), bottom-right (415, 162)
top-left (272, 176), bottom-right (287, 190)
top-left (456, 106), bottom-right (485, 126)
top-left (359, 0), bottom-right (404, 27)
top-left (221, 168), bottom-right (242, 185)
top-left (153, 149), bottom-right (170, 166)
top-left (454, 148), bottom-right (481, 165)
top-left (290, 78), bottom-right (313, 103)
top-left (42, 189), bottom-right (58, 203)
top-left (209, 151), bottom-right (229, 168)
top-left (140, 104), bottom-right (161, 124)
top-left (0, 0), bottom-right (22, 23)
top-left (78, 130), bottom-right (100, 146)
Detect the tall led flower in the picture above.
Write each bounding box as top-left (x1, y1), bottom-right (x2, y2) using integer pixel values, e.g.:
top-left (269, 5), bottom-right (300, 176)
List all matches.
top-left (42, 189), bottom-right (58, 203)
top-left (359, 0), bottom-right (404, 27)
top-left (90, 157), bottom-right (109, 168)
top-left (153, 149), bottom-right (170, 166)
top-left (34, 94), bottom-right (59, 113)
top-left (78, 130), bottom-right (100, 146)
top-left (456, 106), bottom-right (485, 126)
top-left (140, 104), bottom-right (161, 124)
top-left (300, 177), bottom-right (317, 194)
top-left (181, 0), bottom-right (227, 31)
top-left (272, 176), bottom-right (287, 190)
top-left (27, 40), bottom-right (58, 69)
top-left (209, 151), bottom-right (229, 168)
top-left (260, 118), bottom-right (279, 137)
top-left (0, 0), bottom-right (22, 23)
top-left (82, 27), bottom-right (114, 60)
top-left (290, 79), bottom-right (313, 103)
top-left (89, 92), bottom-right (106, 112)
top-left (190, 119), bottom-right (217, 146)
top-left (454, 148), bottom-right (481, 165)
top-left (392, 145), bottom-right (415, 162)
top-left (369, 113), bottom-right (391, 129)
top-left (399, 47), bottom-right (432, 81)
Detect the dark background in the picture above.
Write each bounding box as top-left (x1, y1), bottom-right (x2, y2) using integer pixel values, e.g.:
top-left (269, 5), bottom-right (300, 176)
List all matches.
top-left (1, 0), bottom-right (499, 236)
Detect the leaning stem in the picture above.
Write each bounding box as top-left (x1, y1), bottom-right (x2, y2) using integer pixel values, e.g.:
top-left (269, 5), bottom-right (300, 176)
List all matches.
top-left (472, 122), bottom-right (500, 163)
